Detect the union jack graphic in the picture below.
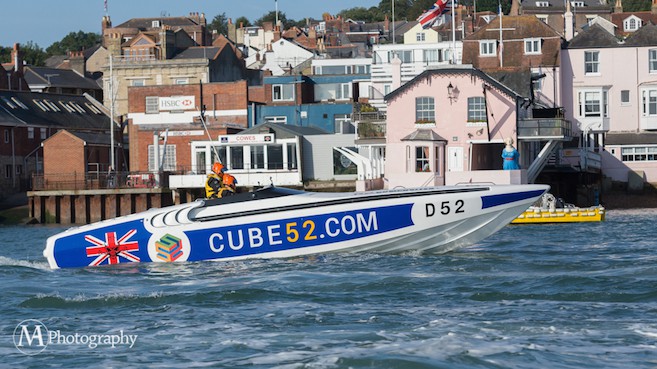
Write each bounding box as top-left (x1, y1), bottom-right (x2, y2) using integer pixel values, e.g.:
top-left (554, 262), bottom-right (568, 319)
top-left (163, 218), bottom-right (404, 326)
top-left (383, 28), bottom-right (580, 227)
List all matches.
top-left (85, 230), bottom-right (140, 266)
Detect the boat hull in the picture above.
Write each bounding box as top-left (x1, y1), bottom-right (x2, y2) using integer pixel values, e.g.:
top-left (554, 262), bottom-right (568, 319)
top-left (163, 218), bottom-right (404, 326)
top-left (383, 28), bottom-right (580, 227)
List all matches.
top-left (44, 184), bottom-right (548, 269)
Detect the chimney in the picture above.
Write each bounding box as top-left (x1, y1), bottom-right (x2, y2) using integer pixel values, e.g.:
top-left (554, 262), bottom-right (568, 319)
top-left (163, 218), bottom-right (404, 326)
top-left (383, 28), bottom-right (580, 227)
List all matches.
top-left (510, 0), bottom-right (521, 16)
top-left (614, 0), bottom-right (623, 13)
top-left (309, 26), bottom-right (317, 40)
top-left (384, 14), bottom-right (389, 32)
top-left (101, 16), bottom-right (112, 40)
top-left (228, 18), bottom-right (236, 41)
top-left (565, 0), bottom-right (574, 41)
top-left (11, 43), bottom-right (23, 73)
top-left (68, 51), bottom-right (86, 76)
top-left (200, 12), bottom-right (206, 26)
top-left (273, 25), bottom-right (281, 42)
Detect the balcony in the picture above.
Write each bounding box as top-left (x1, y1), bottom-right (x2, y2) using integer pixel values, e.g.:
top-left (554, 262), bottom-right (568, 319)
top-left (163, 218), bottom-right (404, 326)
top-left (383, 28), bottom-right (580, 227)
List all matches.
top-left (517, 118), bottom-right (573, 141)
top-left (352, 109), bottom-right (386, 143)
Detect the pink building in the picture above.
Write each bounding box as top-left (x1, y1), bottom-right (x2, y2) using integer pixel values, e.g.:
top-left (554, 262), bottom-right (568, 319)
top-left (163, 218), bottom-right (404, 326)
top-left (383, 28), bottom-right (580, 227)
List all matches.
top-left (561, 23), bottom-right (657, 185)
top-left (383, 65), bottom-right (572, 188)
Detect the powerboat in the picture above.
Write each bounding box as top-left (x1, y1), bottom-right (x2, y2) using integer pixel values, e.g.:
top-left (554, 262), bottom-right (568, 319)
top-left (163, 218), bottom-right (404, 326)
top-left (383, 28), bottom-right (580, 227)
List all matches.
top-left (44, 184), bottom-right (548, 269)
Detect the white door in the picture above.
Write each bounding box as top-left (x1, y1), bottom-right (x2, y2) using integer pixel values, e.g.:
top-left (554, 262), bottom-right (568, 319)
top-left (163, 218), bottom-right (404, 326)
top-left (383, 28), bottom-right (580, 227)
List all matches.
top-left (448, 147), bottom-right (463, 172)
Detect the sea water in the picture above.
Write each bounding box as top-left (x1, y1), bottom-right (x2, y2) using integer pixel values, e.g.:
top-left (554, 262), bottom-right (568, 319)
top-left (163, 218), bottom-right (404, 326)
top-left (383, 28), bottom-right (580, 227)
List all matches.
top-left (2, 209), bottom-right (657, 368)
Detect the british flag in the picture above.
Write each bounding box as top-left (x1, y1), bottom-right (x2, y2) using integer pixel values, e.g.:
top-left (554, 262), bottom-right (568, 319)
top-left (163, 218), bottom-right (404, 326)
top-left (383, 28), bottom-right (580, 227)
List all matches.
top-left (417, 0), bottom-right (452, 29)
top-left (85, 230), bottom-right (140, 266)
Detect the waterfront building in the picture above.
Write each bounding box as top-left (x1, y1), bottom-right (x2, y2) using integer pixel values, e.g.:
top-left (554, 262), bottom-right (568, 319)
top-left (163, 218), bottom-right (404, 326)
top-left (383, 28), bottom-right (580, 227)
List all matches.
top-left (561, 22), bottom-right (657, 186)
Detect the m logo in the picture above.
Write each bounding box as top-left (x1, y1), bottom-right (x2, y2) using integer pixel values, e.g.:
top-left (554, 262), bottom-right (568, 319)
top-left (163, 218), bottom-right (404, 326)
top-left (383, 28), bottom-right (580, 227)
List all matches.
top-left (13, 319), bottom-right (49, 355)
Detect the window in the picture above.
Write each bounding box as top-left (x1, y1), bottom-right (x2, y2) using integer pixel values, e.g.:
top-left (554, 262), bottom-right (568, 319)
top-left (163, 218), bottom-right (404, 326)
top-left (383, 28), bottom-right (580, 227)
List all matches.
top-left (287, 143), bottom-right (298, 170)
top-left (434, 146), bottom-right (440, 174)
top-left (333, 147), bottom-right (357, 175)
top-left (467, 97), bottom-right (486, 122)
top-left (267, 145), bottom-right (284, 169)
top-left (250, 145), bottom-right (265, 169)
top-left (621, 90), bottom-right (630, 105)
top-left (415, 146), bottom-right (430, 172)
top-left (336, 83), bottom-right (351, 100)
top-left (642, 89), bottom-right (657, 116)
top-left (146, 97), bottom-right (159, 114)
top-left (264, 116), bottom-right (287, 124)
top-left (622, 146), bottom-right (654, 161)
top-left (131, 79), bottom-right (145, 87)
top-left (229, 146), bottom-right (244, 170)
top-left (148, 145), bottom-right (176, 171)
top-left (4, 129), bottom-right (9, 143)
top-left (416, 32), bottom-right (426, 42)
top-left (391, 50), bottom-right (413, 63)
top-left (584, 51), bottom-right (599, 74)
top-left (28, 127), bottom-right (34, 140)
top-left (537, 15), bottom-right (548, 24)
top-left (571, 1), bottom-right (584, 7)
top-left (578, 90), bottom-right (608, 117)
top-left (536, 1), bottom-right (549, 6)
top-left (1, 96), bottom-right (16, 109)
top-left (174, 78), bottom-right (188, 85)
top-left (524, 38), bottom-right (541, 54)
top-left (11, 97), bottom-right (28, 109)
top-left (424, 49), bottom-right (441, 63)
top-left (415, 97), bottom-right (435, 122)
top-left (355, 65), bottom-right (369, 74)
top-left (624, 17), bottom-right (641, 32)
top-left (15, 164), bottom-right (22, 175)
top-left (5, 165), bottom-right (11, 179)
top-left (40, 128), bottom-right (47, 139)
top-left (650, 49), bottom-right (657, 73)
top-left (480, 40), bottom-right (496, 56)
top-left (272, 84), bottom-right (294, 101)
top-left (621, 146), bottom-right (657, 161)
top-left (334, 114), bottom-right (354, 134)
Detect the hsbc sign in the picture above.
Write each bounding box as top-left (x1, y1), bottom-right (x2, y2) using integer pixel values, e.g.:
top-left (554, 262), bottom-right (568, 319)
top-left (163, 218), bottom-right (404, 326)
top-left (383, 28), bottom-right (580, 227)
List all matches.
top-left (159, 96), bottom-right (195, 111)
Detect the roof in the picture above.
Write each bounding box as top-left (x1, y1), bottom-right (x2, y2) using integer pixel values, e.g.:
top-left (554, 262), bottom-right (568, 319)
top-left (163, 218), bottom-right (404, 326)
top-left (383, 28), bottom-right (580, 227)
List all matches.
top-left (565, 24), bottom-right (620, 48)
top-left (69, 131), bottom-right (116, 146)
top-left (386, 65), bottom-right (524, 102)
top-left (240, 122), bottom-right (328, 138)
top-left (623, 22), bottom-right (657, 46)
top-left (465, 15), bottom-right (562, 41)
top-left (114, 16), bottom-right (203, 29)
top-left (485, 68), bottom-right (533, 98)
top-left (172, 46), bottom-right (221, 60)
top-left (605, 132), bottom-right (657, 145)
top-left (401, 130), bottom-right (447, 142)
top-left (23, 66), bottom-right (101, 90)
top-left (521, 0), bottom-right (610, 13)
top-left (0, 90), bottom-right (111, 131)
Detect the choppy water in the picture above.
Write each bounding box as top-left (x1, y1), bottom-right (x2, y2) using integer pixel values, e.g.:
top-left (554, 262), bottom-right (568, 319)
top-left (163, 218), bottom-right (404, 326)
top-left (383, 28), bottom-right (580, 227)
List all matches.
top-left (2, 209), bottom-right (657, 368)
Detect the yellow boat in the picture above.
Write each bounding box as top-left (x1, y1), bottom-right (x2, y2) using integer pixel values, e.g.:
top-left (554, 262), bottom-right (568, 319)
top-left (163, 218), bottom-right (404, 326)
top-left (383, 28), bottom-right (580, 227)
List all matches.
top-left (511, 194), bottom-right (605, 224)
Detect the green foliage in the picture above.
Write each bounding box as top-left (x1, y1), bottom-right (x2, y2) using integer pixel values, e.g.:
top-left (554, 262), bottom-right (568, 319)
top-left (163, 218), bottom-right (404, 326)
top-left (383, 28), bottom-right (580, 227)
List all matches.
top-left (255, 11), bottom-right (294, 29)
top-left (209, 12), bottom-right (228, 36)
top-left (21, 41), bottom-right (48, 66)
top-left (45, 31), bottom-right (100, 56)
top-left (0, 46), bottom-right (11, 64)
top-left (235, 16), bottom-right (252, 27)
top-left (623, 0), bottom-right (651, 12)
top-left (338, 7), bottom-right (385, 22)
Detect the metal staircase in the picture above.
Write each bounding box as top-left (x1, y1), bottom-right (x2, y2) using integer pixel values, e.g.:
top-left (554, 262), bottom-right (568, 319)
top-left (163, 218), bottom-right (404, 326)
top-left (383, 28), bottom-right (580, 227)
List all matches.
top-left (526, 140), bottom-right (560, 184)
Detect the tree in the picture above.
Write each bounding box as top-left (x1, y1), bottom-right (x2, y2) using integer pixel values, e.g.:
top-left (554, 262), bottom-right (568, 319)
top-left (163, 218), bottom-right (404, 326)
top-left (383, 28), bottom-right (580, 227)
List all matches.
top-left (209, 13), bottom-right (229, 36)
top-left (21, 42), bottom-right (48, 66)
top-left (0, 46), bottom-right (11, 64)
top-left (338, 7), bottom-right (384, 23)
top-left (255, 11), bottom-right (293, 29)
top-left (235, 16), bottom-right (252, 28)
top-left (378, 0), bottom-right (414, 20)
top-left (46, 31), bottom-right (100, 56)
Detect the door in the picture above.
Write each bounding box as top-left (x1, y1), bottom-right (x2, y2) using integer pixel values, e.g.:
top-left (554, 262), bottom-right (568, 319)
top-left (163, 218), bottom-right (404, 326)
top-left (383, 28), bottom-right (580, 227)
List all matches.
top-left (448, 146), bottom-right (463, 172)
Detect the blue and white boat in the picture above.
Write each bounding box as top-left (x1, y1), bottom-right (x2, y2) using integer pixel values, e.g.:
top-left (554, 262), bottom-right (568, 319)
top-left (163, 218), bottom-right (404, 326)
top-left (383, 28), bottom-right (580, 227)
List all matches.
top-left (43, 184), bottom-right (548, 269)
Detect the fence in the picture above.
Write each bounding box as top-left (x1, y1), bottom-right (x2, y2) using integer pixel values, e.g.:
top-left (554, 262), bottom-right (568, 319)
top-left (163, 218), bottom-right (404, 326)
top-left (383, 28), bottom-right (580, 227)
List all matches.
top-left (32, 171), bottom-right (171, 191)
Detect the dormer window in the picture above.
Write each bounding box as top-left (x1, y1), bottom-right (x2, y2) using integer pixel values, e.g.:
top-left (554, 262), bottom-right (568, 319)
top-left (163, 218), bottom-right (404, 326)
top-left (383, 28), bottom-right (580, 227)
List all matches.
top-left (535, 1), bottom-right (549, 7)
top-left (571, 1), bottom-right (584, 7)
top-left (152, 20), bottom-right (160, 28)
top-left (624, 16), bottom-right (642, 32)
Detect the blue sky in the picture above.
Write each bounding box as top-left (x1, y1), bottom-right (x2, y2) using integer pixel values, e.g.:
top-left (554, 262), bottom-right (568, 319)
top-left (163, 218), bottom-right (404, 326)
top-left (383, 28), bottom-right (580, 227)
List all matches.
top-left (0, 0), bottom-right (381, 49)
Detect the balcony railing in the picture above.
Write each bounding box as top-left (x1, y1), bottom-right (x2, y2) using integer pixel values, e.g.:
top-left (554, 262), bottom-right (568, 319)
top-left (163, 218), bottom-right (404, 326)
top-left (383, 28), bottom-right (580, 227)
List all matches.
top-left (517, 118), bottom-right (573, 140)
top-left (356, 121), bottom-right (386, 140)
top-left (32, 171), bottom-right (171, 191)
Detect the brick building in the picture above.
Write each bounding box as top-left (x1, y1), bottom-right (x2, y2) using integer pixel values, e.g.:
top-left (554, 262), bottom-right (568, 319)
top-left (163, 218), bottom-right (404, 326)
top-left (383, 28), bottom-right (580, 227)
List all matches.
top-left (127, 81), bottom-right (249, 173)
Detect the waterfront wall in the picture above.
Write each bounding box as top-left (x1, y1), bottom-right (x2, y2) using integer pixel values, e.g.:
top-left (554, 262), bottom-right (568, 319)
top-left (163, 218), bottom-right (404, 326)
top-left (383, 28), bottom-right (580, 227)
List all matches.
top-left (28, 188), bottom-right (173, 224)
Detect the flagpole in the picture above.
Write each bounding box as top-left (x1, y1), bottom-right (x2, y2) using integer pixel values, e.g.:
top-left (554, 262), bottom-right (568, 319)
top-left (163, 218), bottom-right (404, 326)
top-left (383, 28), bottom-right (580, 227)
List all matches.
top-left (392, 0), bottom-right (396, 44)
top-left (499, 1), bottom-right (503, 68)
top-left (451, 0), bottom-right (456, 63)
